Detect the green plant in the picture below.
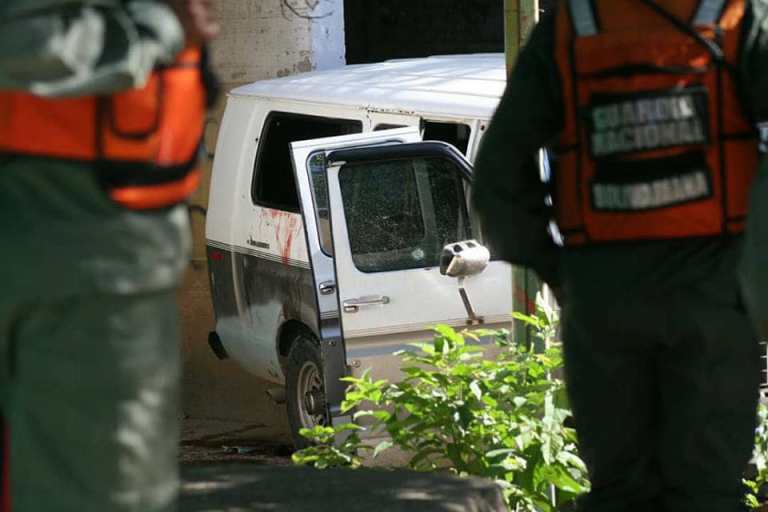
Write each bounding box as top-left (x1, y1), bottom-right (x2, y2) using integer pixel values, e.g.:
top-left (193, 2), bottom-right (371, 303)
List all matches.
top-left (293, 294), bottom-right (589, 511)
top-left (291, 423), bottom-right (368, 469)
top-left (745, 402), bottom-right (768, 509)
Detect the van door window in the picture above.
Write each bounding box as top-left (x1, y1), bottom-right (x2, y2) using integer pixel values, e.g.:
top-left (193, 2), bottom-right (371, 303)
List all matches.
top-left (338, 156), bottom-right (471, 273)
top-left (252, 113), bottom-right (362, 211)
top-left (422, 121), bottom-right (471, 156)
top-left (308, 152), bottom-right (334, 256)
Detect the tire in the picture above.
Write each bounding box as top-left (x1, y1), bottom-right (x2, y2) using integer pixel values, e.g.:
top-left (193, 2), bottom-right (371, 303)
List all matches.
top-left (286, 334), bottom-right (330, 449)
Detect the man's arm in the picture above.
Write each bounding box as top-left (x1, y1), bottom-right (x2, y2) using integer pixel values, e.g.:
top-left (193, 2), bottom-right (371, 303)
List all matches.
top-left (737, 0), bottom-right (768, 337)
top-left (0, 0), bottom-right (186, 96)
top-left (471, 10), bottom-right (563, 287)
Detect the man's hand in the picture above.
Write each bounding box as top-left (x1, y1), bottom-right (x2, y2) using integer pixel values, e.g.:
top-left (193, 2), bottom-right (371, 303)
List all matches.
top-left (169, 0), bottom-right (220, 44)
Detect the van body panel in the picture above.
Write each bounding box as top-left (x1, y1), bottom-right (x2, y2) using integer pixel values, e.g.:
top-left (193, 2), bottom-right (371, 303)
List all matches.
top-left (230, 54), bottom-right (505, 122)
top-left (291, 135), bottom-right (514, 415)
top-left (206, 239), bottom-right (316, 384)
top-left (324, 141), bottom-right (513, 335)
top-left (206, 96), bottom-right (262, 246)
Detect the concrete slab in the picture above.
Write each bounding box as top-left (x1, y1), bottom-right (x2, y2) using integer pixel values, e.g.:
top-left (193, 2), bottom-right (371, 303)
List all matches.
top-left (181, 464), bottom-right (508, 512)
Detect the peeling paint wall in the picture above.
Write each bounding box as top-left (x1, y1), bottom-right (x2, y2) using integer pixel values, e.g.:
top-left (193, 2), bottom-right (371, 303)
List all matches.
top-left (181, 0), bottom-right (345, 433)
top-left (211, 0), bottom-right (344, 85)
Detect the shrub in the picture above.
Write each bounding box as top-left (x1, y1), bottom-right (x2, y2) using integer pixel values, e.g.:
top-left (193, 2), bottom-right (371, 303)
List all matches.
top-left (293, 296), bottom-right (589, 511)
top-left (745, 402), bottom-right (768, 509)
top-left (295, 296), bottom-right (768, 511)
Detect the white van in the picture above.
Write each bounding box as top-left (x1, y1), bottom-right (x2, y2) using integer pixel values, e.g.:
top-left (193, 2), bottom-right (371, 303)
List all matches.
top-left (205, 53), bottom-right (532, 446)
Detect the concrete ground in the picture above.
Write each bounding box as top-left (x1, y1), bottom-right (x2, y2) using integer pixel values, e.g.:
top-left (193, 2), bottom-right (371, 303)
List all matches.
top-left (180, 464), bottom-right (508, 512)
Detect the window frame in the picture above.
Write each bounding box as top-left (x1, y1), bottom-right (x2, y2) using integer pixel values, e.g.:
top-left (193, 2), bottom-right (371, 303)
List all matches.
top-left (251, 111), bottom-right (363, 212)
top-left (326, 142), bottom-right (473, 274)
top-left (422, 120), bottom-right (472, 156)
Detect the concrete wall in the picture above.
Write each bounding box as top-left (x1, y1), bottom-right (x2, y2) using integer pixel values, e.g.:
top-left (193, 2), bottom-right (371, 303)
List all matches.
top-left (180, 0), bottom-right (345, 442)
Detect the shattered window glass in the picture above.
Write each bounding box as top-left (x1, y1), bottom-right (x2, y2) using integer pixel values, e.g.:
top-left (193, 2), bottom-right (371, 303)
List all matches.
top-left (339, 157), bottom-right (471, 273)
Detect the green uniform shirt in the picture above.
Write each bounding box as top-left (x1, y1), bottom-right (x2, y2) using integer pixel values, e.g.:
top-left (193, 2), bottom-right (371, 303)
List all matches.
top-left (472, 1), bottom-right (768, 301)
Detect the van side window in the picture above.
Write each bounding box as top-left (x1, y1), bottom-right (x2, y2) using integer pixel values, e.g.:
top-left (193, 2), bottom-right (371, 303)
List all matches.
top-left (423, 121), bottom-right (471, 156)
top-left (338, 156), bottom-right (471, 273)
top-left (252, 113), bottom-right (363, 211)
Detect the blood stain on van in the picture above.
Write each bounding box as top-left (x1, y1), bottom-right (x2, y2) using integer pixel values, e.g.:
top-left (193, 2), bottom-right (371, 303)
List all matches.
top-left (280, 216), bottom-right (301, 265)
top-left (266, 209), bottom-right (301, 265)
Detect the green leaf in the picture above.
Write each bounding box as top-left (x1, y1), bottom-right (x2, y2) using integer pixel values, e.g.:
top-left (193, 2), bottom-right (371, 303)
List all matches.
top-left (373, 440), bottom-right (393, 458)
top-left (555, 469), bottom-right (585, 493)
top-left (470, 380), bottom-right (483, 400)
top-left (336, 422), bottom-right (364, 433)
top-left (433, 324), bottom-right (464, 345)
top-left (486, 448), bottom-right (517, 459)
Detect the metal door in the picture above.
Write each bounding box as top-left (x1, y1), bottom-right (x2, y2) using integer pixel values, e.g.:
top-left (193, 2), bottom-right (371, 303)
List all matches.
top-left (291, 130), bottom-right (514, 419)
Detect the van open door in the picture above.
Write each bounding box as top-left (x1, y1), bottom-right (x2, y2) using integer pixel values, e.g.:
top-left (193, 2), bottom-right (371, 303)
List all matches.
top-left (290, 128), bottom-right (513, 428)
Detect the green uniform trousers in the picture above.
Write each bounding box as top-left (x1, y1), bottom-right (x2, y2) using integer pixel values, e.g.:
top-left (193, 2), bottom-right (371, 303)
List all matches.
top-left (0, 156), bottom-right (189, 511)
top-left (560, 239), bottom-right (761, 512)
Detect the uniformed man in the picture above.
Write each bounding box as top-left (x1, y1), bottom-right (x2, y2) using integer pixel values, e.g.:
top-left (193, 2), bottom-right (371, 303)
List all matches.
top-left (0, 1), bottom-right (217, 510)
top-left (473, 1), bottom-right (768, 511)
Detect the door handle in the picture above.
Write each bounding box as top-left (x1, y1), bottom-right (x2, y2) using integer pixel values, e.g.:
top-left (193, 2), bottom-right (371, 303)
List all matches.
top-left (343, 295), bottom-right (390, 313)
top-left (319, 281), bottom-right (336, 295)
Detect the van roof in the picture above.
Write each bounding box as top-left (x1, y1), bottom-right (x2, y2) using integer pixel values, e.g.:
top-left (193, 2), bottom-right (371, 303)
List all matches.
top-left (230, 53), bottom-right (506, 120)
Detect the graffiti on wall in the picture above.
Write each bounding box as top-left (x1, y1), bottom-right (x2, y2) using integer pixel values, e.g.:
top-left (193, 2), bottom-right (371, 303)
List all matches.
top-left (280, 0), bottom-right (334, 19)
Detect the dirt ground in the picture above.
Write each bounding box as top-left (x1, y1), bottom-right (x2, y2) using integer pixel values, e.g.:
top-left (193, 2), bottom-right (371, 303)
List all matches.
top-left (179, 439), bottom-right (293, 466)
top-left (178, 263), bottom-right (295, 467)
top-left (180, 416), bottom-right (294, 466)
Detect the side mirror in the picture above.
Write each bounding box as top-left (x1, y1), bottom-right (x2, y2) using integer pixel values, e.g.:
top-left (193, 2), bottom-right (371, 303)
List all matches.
top-left (439, 240), bottom-right (490, 278)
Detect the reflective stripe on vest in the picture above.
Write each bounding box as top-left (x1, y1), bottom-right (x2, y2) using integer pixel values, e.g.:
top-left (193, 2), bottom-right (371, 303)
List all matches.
top-left (693, 0), bottom-right (728, 24)
top-left (0, 47), bottom-right (206, 210)
top-left (568, 1), bottom-right (730, 39)
top-left (568, 0), bottom-right (598, 37)
top-left (553, 0), bottom-right (757, 246)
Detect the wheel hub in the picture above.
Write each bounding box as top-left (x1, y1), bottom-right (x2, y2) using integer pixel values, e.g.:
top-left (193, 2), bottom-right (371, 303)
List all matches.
top-left (303, 389), bottom-right (326, 416)
top-left (296, 360), bottom-right (329, 428)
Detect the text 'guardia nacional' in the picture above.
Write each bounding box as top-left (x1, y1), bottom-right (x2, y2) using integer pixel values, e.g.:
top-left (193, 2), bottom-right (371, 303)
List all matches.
top-left (591, 93), bottom-right (707, 157)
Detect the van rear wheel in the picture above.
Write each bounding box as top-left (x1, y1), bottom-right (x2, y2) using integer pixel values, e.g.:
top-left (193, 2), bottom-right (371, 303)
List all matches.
top-left (286, 335), bottom-right (330, 449)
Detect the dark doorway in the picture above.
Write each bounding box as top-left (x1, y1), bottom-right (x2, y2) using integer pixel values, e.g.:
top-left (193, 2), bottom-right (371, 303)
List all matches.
top-left (344, 0), bottom-right (504, 64)
top-left (344, 1), bottom-right (558, 65)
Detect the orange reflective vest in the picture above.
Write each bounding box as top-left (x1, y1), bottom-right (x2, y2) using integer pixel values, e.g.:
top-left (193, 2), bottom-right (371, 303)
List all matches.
top-left (554, 0), bottom-right (759, 246)
top-left (0, 47), bottom-right (206, 210)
